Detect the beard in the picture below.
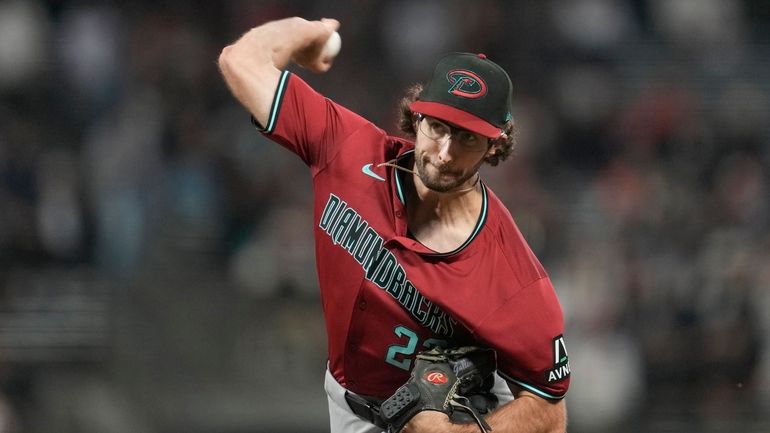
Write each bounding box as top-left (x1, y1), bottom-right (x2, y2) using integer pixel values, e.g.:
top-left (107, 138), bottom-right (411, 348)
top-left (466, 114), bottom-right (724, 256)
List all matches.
top-left (414, 153), bottom-right (481, 193)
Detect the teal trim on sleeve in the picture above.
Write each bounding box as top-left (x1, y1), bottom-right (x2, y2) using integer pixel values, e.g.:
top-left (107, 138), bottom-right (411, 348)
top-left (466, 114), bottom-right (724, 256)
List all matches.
top-left (252, 70), bottom-right (291, 134)
top-left (499, 372), bottom-right (566, 400)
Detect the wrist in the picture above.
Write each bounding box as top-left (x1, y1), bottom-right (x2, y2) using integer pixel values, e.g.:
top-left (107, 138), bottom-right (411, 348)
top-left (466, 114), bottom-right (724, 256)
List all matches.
top-left (403, 411), bottom-right (481, 433)
top-left (449, 421), bottom-right (486, 433)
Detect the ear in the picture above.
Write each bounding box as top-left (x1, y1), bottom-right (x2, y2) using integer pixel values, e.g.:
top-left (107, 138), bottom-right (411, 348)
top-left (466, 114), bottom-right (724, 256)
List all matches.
top-left (486, 140), bottom-right (501, 158)
top-left (487, 131), bottom-right (508, 156)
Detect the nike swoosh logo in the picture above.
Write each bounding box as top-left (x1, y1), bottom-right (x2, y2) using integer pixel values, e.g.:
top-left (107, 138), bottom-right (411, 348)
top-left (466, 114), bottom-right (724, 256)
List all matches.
top-left (361, 163), bottom-right (386, 181)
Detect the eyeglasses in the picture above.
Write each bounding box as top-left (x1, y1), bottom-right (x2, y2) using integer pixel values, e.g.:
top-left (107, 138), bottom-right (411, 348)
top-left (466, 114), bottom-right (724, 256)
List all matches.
top-left (416, 114), bottom-right (489, 152)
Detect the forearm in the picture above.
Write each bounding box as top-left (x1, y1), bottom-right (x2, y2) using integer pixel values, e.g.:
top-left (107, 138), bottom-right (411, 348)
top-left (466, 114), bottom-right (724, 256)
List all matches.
top-left (403, 394), bottom-right (567, 433)
top-left (224, 17), bottom-right (332, 70)
top-left (218, 17), bottom-right (336, 124)
top-left (481, 394), bottom-right (567, 433)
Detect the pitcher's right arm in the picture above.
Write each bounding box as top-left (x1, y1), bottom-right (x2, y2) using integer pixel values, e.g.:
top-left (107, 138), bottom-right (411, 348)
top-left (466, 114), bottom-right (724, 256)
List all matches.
top-left (218, 17), bottom-right (340, 127)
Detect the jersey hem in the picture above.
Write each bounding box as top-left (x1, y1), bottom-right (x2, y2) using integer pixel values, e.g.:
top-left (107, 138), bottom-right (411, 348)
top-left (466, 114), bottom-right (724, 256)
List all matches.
top-left (498, 371), bottom-right (566, 400)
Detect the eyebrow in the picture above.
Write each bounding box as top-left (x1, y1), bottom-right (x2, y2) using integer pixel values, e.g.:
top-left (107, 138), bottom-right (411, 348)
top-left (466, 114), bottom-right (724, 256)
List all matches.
top-left (426, 116), bottom-right (479, 138)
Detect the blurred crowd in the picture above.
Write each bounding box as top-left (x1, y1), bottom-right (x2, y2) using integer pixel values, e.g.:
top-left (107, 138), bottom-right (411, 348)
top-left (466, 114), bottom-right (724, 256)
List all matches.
top-left (1, 0), bottom-right (769, 432)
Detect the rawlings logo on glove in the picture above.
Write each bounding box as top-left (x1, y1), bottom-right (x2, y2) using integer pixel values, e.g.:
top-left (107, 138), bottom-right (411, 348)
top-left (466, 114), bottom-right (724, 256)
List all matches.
top-left (425, 371), bottom-right (449, 384)
top-left (380, 346), bottom-right (498, 433)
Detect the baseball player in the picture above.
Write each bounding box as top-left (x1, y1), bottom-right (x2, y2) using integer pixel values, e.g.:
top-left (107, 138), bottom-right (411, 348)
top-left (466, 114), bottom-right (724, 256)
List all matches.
top-left (219, 17), bottom-right (570, 433)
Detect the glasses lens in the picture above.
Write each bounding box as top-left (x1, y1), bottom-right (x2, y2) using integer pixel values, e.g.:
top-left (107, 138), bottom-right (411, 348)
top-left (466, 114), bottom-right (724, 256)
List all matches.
top-left (419, 116), bottom-right (449, 141)
top-left (419, 116), bottom-right (487, 151)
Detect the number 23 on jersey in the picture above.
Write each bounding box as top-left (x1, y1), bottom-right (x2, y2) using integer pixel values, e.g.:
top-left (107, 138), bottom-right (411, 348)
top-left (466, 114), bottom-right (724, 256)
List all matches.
top-left (385, 325), bottom-right (447, 370)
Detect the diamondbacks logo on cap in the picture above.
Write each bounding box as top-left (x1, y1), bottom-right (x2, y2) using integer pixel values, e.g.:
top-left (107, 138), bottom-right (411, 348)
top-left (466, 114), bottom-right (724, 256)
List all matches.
top-left (446, 69), bottom-right (487, 99)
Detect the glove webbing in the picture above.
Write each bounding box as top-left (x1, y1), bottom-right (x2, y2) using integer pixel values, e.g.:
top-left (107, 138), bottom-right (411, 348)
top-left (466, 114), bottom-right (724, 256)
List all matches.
top-left (443, 374), bottom-right (493, 433)
top-left (450, 396), bottom-right (492, 433)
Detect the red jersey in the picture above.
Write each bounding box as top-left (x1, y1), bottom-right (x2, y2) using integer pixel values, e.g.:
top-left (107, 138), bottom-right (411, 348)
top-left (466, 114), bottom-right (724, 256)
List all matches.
top-left (258, 71), bottom-right (570, 400)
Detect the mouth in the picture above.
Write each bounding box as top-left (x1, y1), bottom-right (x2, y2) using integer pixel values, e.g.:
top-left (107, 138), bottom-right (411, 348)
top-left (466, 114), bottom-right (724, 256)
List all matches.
top-left (433, 164), bottom-right (462, 180)
top-left (423, 157), bottom-right (457, 176)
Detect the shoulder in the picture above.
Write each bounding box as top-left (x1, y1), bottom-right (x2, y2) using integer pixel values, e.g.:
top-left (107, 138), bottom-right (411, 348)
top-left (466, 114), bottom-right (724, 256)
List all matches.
top-left (479, 185), bottom-right (549, 284)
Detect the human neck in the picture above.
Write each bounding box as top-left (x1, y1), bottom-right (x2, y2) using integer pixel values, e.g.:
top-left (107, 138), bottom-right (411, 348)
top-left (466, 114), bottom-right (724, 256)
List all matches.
top-left (406, 171), bottom-right (483, 253)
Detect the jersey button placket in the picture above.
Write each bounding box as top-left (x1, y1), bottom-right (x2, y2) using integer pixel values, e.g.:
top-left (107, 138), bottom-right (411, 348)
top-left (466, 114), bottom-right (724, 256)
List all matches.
top-left (394, 206), bottom-right (408, 235)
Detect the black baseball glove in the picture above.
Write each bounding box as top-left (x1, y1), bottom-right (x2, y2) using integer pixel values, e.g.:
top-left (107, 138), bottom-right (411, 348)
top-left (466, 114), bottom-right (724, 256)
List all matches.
top-left (379, 346), bottom-right (498, 433)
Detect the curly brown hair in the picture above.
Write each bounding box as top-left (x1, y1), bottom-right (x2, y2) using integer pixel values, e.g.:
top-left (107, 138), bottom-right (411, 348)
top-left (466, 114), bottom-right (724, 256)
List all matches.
top-left (397, 83), bottom-right (517, 166)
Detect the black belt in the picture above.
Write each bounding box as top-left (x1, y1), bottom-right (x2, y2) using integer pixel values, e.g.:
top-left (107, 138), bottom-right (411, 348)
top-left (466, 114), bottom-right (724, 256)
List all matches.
top-left (344, 391), bottom-right (387, 430)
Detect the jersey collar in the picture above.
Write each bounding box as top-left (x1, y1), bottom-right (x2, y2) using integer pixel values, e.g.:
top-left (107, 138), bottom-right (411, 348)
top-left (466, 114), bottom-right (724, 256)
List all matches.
top-left (390, 150), bottom-right (488, 257)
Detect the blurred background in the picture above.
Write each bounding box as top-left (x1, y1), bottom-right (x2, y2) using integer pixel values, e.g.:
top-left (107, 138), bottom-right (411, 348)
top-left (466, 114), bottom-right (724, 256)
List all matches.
top-left (1, 0), bottom-right (769, 432)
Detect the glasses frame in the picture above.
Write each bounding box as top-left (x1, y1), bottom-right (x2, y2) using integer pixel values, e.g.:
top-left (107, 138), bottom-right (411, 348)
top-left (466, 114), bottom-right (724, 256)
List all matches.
top-left (414, 113), bottom-right (490, 152)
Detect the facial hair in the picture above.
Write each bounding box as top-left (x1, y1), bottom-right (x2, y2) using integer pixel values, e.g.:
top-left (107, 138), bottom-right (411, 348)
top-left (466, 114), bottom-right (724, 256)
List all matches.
top-left (414, 153), bottom-right (482, 193)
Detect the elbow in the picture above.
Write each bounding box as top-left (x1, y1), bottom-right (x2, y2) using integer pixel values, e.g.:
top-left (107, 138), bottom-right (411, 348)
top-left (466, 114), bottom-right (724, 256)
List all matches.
top-left (218, 30), bottom-right (274, 76)
top-left (218, 43), bottom-right (252, 81)
top-left (218, 45), bottom-right (234, 75)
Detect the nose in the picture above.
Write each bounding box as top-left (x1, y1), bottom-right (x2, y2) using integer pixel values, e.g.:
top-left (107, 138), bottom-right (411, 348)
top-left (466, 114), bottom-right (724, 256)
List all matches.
top-left (436, 137), bottom-right (456, 163)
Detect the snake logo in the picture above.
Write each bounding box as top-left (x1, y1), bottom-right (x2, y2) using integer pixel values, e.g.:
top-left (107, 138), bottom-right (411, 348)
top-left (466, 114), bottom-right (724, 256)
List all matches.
top-left (446, 69), bottom-right (487, 99)
top-left (425, 371), bottom-right (448, 385)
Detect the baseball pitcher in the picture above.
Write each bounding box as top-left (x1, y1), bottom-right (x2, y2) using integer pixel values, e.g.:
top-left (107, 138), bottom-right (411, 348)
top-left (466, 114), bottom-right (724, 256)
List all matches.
top-left (219, 17), bottom-right (570, 433)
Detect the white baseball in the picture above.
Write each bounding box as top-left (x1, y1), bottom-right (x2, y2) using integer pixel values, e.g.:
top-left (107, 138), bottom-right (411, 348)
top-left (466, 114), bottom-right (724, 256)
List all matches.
top-left (322, 31), bottom-right (342, 59)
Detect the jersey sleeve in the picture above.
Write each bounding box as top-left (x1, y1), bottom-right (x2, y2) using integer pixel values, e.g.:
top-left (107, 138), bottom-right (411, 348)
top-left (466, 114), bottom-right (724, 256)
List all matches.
top-left (254, 71), bottom-right (372, 173)
top-left (476, 277), bottom-right (570, 400)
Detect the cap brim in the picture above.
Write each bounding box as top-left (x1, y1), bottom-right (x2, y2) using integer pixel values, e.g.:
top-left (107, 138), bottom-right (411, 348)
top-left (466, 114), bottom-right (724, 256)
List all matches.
top-left (410, 101), bottom-right (502, 139)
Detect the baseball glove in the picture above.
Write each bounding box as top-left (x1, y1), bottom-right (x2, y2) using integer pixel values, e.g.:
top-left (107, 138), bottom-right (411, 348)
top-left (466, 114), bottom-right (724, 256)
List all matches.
top-left (379, 346), bottom-right (498, 433)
